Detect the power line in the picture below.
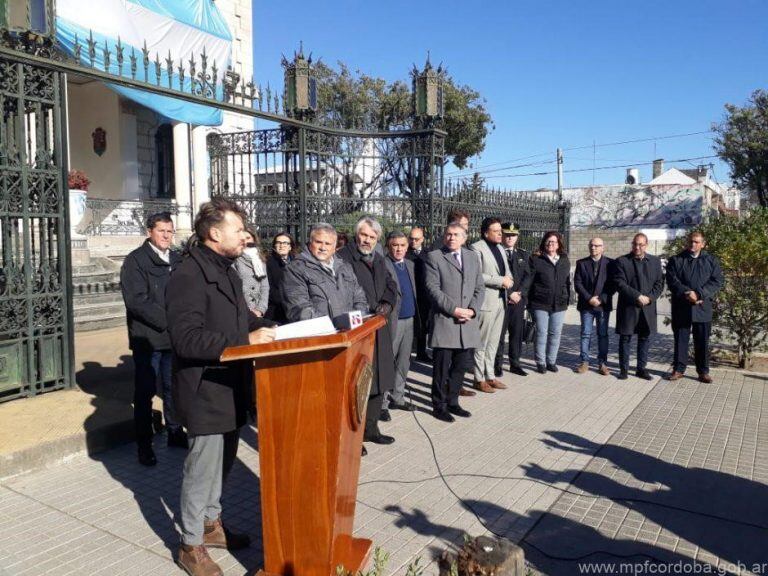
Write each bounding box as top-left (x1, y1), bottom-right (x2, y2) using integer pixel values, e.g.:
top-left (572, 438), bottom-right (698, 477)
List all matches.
top-left (446, 130), bottom-right (714, 179)
top-left (472, 154), bottom-right (719, 181)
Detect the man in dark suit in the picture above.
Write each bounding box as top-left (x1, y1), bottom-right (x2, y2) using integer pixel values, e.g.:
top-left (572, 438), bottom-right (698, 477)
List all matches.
top-left (665, 231), bottom-right (724, 383)
top-left (167, 199), bottom-right (276, 576)
top-left (337, 216), bottom-right (398, 446)
top-left (574, 237), bottom-right (614, 376)
top-left (613, 233), bottom-right (665, 380)
top-left (120, 211), bottom-right (184, 467)
top-left (424, 222), bottom-right (485, 422)
top-left (494, 222), bottom-right (532, 377)
top-left (406, 226), bottom-right (431, 362)
top-left (382, 231), bottom-right (419, 420)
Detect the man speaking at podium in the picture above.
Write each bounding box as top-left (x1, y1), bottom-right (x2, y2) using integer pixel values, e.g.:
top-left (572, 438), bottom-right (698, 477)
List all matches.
top-left (167, 199), bottom-right (276, 576)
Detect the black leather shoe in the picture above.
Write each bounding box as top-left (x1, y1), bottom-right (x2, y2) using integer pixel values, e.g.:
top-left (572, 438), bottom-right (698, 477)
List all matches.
top-left (536, 364), bottom-right (546, 374)
top-left (363, 432), bottom-right (395, 445)
top-left (447, 405), bottom-right (471, 418)
top-left (433, 409), bottom-right (455, 423)
top-left (636, 369), bottom-right (653, 381)
top-left (509, 365), bottom-right (528, 376)
top-left (167, 429), bottom-right (189, 449)
top-left (379, 409), bottom-right (392, 422)
top-left (617, 371), bottom-right (629, 380)
top-left (361, 446), bottom-right (368, 457)
top-left (138, 445), bottom-right (157, 467)
top-left (546, 364), bottom-right (559, 373)
top-left (494, 368), bottom-right (503, 378)
top-left (390, 401), bottom-right (416, 412)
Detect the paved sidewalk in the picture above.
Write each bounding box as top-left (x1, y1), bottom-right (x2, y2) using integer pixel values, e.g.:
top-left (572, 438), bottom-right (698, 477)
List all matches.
top-left (1, 312), bottom-right (764, 575)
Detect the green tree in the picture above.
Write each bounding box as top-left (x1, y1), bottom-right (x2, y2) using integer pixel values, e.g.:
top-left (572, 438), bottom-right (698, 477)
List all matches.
top-left (713, 89), bottom-right (768, 207)
top-left (666, 208), bottom-right (768, 368)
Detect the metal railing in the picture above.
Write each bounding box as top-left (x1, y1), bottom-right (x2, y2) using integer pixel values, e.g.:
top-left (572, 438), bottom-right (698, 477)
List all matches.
top-left (79, 197), bottom-right (191, 235)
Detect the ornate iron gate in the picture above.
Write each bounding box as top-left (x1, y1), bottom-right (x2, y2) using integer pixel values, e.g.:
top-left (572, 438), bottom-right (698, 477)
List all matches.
top-left (208, 124), bottom-right (569, 247)
top-left (0, 52), bottom-right (72, 400)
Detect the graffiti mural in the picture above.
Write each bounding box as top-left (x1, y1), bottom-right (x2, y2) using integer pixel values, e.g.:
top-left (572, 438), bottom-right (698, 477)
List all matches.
top-left (563, 184), bottom-right (707, 228)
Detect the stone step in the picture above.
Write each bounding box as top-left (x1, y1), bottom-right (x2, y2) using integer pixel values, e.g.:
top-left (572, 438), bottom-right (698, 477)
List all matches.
top-left (74, 314), bottom-right (126, 332)
top-left (73, 291), bottom-right (124, 307)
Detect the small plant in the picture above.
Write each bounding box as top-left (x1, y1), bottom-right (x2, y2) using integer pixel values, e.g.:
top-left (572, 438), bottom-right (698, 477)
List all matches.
top-left (405, 557), bottom-right (425, 576)
top-left (68, 169), bottom-right (91, 191)
top-left (336, 546), bottom-right (391, 576)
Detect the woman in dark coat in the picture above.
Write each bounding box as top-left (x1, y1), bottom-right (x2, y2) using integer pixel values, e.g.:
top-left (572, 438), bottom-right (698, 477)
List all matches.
top-left (265, 231), bottom-right (297, 324)
top-left (528, 231), bottom-right (571, 373)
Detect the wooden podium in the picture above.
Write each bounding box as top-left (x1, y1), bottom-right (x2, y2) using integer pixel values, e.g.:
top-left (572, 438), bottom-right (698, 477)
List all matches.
top-left (220, 316), bottom-right (386, 576)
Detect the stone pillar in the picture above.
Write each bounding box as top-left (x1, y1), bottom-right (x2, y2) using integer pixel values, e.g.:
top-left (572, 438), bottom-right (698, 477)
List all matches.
top-left (172, 121), bottom-right (193, 235)
top-left (192, 125), bottom-right (211, 213)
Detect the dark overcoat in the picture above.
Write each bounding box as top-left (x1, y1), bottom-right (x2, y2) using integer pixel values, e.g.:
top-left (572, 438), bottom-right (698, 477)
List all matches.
top-left (337, 244), bottom-right (397, 396)
top-left (265, 251), bottom-right (290, 324)
top-left (527, 254), bottom-right (572, 312)
top-left (574, 256), bottom-right (614, 312)
top-left (406, 248), bottom-right (431, 330)
top-left (666, 250), bottom-right (724, 328)
top-left (120, 239), bottom-right (182, 351)
top-left (166, 244), bottom-right (273, 436)
top-left (613, 253), bottom-right (665, 335)
top-left (506, 247), bottom-right (532, 303)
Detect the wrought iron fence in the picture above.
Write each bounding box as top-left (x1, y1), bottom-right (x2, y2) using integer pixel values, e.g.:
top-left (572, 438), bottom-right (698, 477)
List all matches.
top-left (209, 127), bottom-right (570, 248)
top-left (79, 197), bottom-right (192, 235)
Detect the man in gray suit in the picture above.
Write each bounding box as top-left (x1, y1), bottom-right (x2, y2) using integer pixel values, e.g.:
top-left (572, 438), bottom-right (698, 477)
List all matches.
top-left (381, 231), bottom-right (419, 421)
top-left (425, 222), bottom-right (485, 422)
top-left (470, 217), bottom-right (513, 393)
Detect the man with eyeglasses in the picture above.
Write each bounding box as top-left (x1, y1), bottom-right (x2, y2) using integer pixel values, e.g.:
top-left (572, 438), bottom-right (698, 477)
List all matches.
top-left (613, 233), bottom-right (665, 380)
top-left (406, 226), bottom-right (432, 362)
top-left (574, 238), bottom-right (614, 375)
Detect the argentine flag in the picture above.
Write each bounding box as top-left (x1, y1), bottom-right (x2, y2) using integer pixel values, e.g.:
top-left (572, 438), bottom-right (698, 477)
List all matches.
top-left (56, 0), bottom-right (233, 126)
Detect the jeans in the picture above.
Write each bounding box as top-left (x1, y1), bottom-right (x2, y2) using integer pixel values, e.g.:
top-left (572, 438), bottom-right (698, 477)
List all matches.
top-left (580, 309), bottom-right (610, 365)
top-left (133, 349), bottom-right (179, 446)
top-left (532, 309), bottom-right (566, 366)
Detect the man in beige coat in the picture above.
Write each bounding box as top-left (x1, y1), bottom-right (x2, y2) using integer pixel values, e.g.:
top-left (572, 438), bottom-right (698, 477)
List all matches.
top-left (469, 217), bottom-right (513, 392)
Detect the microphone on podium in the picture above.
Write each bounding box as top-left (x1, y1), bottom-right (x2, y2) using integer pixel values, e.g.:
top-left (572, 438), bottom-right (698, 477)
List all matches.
top-left (332, 310), bottom-right (364, 330)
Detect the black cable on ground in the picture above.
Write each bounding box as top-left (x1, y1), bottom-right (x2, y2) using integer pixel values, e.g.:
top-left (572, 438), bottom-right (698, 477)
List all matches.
top-left (399, 374), bottom-right (755, 566)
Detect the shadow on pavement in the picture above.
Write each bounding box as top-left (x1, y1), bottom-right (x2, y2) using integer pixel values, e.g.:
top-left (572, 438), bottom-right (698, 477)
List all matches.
top-left (77, 359), bottom-right (265, 570)
top-left (521, 431), bottom-right (768, 572)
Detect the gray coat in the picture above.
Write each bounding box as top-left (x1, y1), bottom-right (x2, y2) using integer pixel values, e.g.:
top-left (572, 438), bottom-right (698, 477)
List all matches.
top-left (470, 239), bottom-right (512, 311)
top-left (282, 250), bottom-right (369, 322)
top-left (425, 246), bottom-right (485, 349)
top-left (234, 252), bottom-right (269, 314)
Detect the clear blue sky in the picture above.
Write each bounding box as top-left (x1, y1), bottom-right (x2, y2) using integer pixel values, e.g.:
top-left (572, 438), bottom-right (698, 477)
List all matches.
top-left (253, 0), bottom-right (767, 191)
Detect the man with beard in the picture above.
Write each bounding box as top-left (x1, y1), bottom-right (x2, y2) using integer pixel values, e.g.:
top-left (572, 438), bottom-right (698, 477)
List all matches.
top-left (613, 233), bottom-right (665, 380)
top-left (167, 199), bottom-right (276, 576)
top-left (337, 216), bottom-right (399, 446)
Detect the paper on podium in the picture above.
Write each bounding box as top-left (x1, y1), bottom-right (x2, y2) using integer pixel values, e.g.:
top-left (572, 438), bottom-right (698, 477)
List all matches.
top-left (274, 316), bottom-right (337, 341)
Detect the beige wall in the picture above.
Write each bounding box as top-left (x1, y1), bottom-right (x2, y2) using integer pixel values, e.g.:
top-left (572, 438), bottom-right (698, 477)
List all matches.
top-left (67, 82), bottom-right (126, 200)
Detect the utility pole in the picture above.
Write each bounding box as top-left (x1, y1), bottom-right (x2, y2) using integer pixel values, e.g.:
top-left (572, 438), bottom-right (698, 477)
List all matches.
top-left (557, 148), bottom-right (563, 202)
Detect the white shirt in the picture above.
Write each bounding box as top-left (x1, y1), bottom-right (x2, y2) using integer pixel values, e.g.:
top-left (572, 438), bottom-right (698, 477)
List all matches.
top-left (547, 253), bottom-right (560, 265)
top-left (148, 241), bottom-right (170, 264)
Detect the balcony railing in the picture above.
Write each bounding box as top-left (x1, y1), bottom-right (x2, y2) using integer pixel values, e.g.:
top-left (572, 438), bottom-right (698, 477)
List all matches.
top-left (79, 197), bottom-right (191, 235)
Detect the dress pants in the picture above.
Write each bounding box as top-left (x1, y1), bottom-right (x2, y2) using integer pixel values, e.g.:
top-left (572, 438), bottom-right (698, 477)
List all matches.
top-left (383, 317), bottom-right (414, 409)
top-left (180, 429), bottom-right (240, 545)
top-left (474, 295), bottom-right (505, 382)
top-left (415, 296), bottom-right (430, 359)
top-left (673, 322), bottom-right (711, 375)
top-left (432, 348), bottom-right (474, 410)
top-left (133, 348), bottom-right (179, 447)
top-left (494, 301), bottom-right (525, 372)
top-left (618, 314), bottom-right (651, 372)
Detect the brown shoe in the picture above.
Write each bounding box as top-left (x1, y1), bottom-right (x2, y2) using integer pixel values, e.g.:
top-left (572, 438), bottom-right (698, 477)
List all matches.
top-left (698, 373), bottom-right (713, 383)
top-left (203, 517), bottom-right (251, 550)
top-left (459, 387), bottom-right (477, 397)
top-left (576, 362), bottom-right (589, 374)
top-left (474, 380), bottom-right (496, 393)
top-left (489, 379), bottom-right (508, 390)
top-left (178, 544), bottom-right (223, 576)
top-left (598, 364), bottom-right (610, 376)
top-left (666, 371), bottom-right (685, 381)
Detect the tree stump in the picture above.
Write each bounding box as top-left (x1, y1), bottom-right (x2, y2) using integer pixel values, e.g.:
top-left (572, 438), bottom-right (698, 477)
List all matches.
top-left (441, 535), bottom-right (526, 576)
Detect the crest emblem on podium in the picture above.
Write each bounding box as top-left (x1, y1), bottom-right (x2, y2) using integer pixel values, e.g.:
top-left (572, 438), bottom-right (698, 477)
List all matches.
top-left (352, 360), bottom-right (373, 427)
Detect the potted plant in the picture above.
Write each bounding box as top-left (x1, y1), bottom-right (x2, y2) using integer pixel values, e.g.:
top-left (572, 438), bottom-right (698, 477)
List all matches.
top-left (68, 169), bottom-right (90, 237)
